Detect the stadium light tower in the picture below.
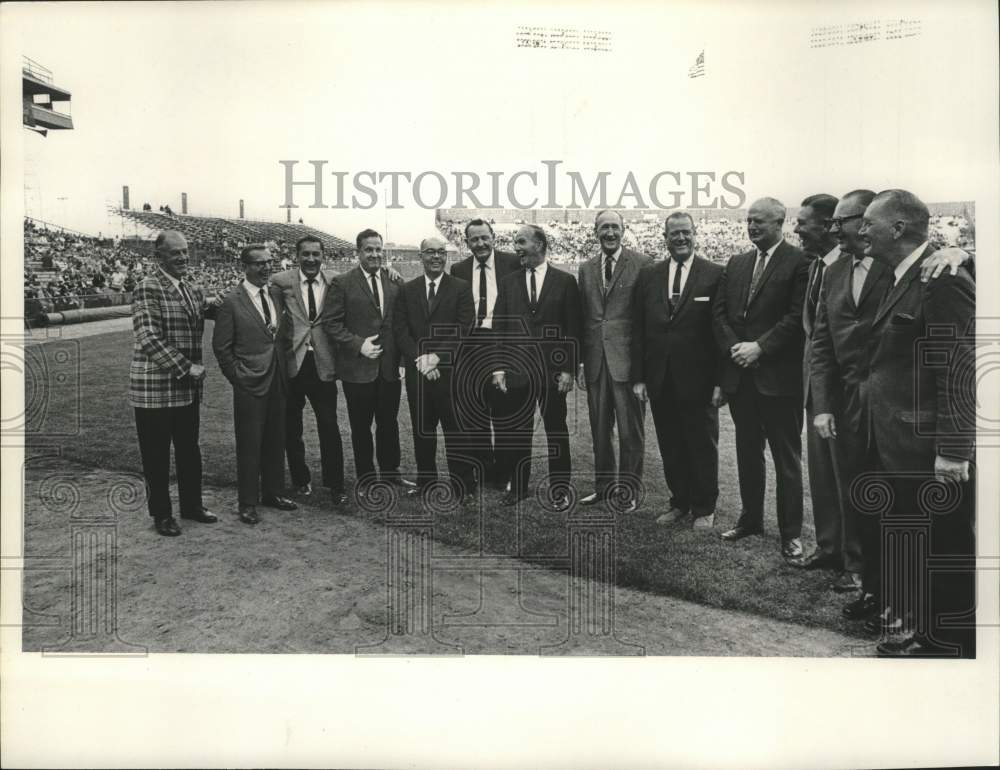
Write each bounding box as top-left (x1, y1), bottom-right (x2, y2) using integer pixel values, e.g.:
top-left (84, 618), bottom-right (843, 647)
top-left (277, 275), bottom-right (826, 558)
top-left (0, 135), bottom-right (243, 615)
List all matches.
top-left (22, 57), bottom-right (73, 137)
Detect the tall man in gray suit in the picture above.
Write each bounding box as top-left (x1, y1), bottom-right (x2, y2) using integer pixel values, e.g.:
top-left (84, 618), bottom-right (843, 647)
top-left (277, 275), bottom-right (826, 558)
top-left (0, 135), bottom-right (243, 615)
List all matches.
top-left (577, 210), bottom-right (652, 511)
top-left (270, 235), bottom-right (346, 505)
top-left (212, 244), bottom-right (298, 524)
top-left (325, 229), bottom-right (411, 497)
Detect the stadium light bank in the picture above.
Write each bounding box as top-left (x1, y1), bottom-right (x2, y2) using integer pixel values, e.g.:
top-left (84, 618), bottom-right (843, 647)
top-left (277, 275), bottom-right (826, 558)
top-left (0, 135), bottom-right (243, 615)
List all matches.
top-left (279, 160), bottom-right (747, 211)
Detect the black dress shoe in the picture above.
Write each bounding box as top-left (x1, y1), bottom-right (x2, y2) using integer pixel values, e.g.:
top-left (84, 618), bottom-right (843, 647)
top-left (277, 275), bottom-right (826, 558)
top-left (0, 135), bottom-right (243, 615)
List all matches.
top-left (261, 495), bottom-right (297, 511)
top-left (876, 635), bottom-right (952, 658)
top-left (331, 490), bottom-right (349, 506)
top-left (154, 517), bottom-right (182, 536)
top-left (385, 475), bottom-right (417, 488)
top-left (721, 524), bottom-right (763, 541)
top-left (180, 507), bottom-right (218, 523)
top-left (551, 494), bottom-right (570, 512)
top-left (842, 592), bottom-right (879, 620)
top-left (790, 551), bottom-right (841, 570)
top-left (863, 607), bottom-right (903, 635)
top-left (580, 491), bottom-right (606, 506)
top-left (238, 507), bottom-right (260, 525)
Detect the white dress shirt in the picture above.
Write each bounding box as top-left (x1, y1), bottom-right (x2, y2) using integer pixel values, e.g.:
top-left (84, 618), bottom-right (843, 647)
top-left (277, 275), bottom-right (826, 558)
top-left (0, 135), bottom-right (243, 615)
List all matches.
top-left (425, 274), bottom-right (441, 301)
top-left (893, 241), bottom-right (929, 286)
top-left (242, 279), bottom-right (277, 327)
top-left (526, 260), bottom-right (549, 298)
top-left (299, 269), bottom-right (327, 315)
top-left (472, 252), bottom-right (499, 328)
top-left (667, 257), bottom-right (691, 299)
top-left (363, 267), bottom-right (383, 316)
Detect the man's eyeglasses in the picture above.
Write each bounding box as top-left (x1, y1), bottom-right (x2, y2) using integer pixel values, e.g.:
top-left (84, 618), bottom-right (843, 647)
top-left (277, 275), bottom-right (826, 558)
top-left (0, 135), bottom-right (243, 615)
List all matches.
top-left (421, 249), bottom-right (447, 257)
top-left (825, 214), bottom-right (864, 229)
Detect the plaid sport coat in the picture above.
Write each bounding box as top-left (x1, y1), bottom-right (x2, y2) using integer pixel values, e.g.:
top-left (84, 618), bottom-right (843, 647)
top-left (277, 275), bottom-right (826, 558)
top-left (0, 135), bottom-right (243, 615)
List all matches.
top-left (129, 267), bottom-right (207, 408)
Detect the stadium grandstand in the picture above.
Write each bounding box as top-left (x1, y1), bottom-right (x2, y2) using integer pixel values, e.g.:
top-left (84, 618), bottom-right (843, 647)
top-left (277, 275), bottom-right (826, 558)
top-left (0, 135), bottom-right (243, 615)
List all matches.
top-left (113, 208), bottom-right (356, 261)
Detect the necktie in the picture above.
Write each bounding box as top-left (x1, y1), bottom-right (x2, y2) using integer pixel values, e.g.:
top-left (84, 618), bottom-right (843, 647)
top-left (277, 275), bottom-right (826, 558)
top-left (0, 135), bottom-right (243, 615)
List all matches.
top-left (428, 280), bottom-right (436, 303)
top-left (745, 250), bottom-right (767, 313)
top-left (807, 259), bottom-right (825, 316)
top-left (370, 272), bottom-right (381, 315)
top-left (477, 261), bottom-right (488, 326)
top-left (604, 255), bottom-right (614, 288)
top-left (529, 267), bottom-right (537, 309)
top-left (259, 288), bottom-right (272, 326)
top-left (851, 260), bottom-right (864, 305)
top-left (306, 278), bottom-right (317, 321)
top-left (177, 280), bottom-right (196, 316)
top-left (670, 260), bottom-right (684, 302)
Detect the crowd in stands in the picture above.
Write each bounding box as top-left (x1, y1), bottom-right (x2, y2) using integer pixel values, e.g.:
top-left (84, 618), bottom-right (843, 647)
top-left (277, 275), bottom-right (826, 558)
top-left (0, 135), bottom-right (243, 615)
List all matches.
top-left (436, 213), bottom-right (974, 262)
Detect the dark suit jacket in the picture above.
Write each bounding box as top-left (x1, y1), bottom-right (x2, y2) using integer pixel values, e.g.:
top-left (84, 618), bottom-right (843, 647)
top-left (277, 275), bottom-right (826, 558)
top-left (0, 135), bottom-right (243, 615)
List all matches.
top-left (393, 273), bottom-right (474, 376)
top-left (270, 267), bottom-right (338, 381)
top-left (809, 254), bottom-right (893, 435)
top-left (578, 246), bottom-right (653, 383)
top-left (493, 263), bottom-right (581, 390)
top-left (325, 266), bottom-right (404, 383)
top-left (631, 256), bottom-right (724, 402)
top-left (212, 282), bottom-right (288, 397)
top-left (866, 247), bottom-right (975, 471)
top-left (713, 240), bottom-right (810, 398)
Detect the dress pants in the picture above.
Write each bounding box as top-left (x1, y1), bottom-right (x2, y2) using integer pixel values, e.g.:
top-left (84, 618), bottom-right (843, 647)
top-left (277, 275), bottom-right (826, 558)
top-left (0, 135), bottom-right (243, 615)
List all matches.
top-left (342, 378), bottom-right (402, 483)
top-left (586, 354), bottom-right (644, 498)
top-left (285, 351), bottom-right (345, 492)
top-left (507, 380), bottom-right (571, 498)
top-left (405, 370), bottom-right (474, 492)
top-left (649, 372), bottom-right (718, 516)
top-left (453, 333), bottom-right (511, 487)
top-left (233, 376), bottom-right (286, 507)
top-left (806, 404), bottom-right (862, 572)
top-left (727, 374), bottom-right (803, 540)
top-left (872, 437), bottom-right (976, 657)
top-left (134, 398), bottom-right (202, 520)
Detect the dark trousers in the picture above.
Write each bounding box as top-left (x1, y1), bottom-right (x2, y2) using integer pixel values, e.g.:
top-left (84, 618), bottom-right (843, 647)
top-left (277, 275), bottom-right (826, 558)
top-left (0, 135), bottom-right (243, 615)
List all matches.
top-left (727, 374), bottom-right (803, 540)
top-left (285, 351), bottom-right (345, 491)
top-left (233, 377), bottom-right (286, 507)
top-left (405, 370), bottom-right (474, 492)
top-left (871, 440), bottom-right (976, 656)
top-left (454, 343), bottom-right (513, 487)
top-left (506, 381), bottom-right (571, 497)
top-left (342, 378), bottom-right (402, 483)
top-left (650, 375), bottom-right (718, 516)
top-left (134, 399), bottom-right (202, 520)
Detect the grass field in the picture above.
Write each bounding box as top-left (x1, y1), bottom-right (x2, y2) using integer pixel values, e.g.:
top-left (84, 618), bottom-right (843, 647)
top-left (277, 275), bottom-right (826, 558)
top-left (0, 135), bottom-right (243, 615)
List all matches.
top-left (24, 325), bottom-right (865, 639)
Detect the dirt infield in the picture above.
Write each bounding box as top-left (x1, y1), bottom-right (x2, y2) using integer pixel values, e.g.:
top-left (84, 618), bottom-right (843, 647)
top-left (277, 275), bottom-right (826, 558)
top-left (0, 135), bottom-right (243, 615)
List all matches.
top-left (21, 458), bottom-right (862, 656)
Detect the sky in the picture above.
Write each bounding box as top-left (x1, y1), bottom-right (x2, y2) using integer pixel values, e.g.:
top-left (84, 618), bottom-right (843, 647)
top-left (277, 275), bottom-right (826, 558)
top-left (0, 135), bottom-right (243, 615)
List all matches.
top-left (5, 0), bottom-right (998, 245)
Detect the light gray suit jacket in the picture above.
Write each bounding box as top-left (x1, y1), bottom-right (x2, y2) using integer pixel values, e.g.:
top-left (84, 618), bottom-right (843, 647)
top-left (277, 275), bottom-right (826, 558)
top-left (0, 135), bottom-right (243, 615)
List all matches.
top-left (578, 246), bottom-right (653, 383)
top-left (270, 267), bottom-right (338, 381)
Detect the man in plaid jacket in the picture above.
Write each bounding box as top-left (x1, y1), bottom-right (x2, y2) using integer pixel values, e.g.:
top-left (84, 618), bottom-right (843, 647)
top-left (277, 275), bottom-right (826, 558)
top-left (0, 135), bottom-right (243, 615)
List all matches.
top-left (129, 230), bottom-right (219, 536)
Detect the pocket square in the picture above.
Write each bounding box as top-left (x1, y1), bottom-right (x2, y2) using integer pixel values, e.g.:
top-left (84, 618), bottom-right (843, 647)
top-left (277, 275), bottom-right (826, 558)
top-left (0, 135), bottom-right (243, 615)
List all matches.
top-left (694, 296), bottom-right (710, 302)
top-left (891, 313), bottom-right (915, 325)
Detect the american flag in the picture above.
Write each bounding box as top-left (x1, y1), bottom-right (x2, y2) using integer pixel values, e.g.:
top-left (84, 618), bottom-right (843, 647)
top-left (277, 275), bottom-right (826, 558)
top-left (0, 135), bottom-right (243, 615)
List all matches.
top-left (688, 49), bottom-right (705, 78)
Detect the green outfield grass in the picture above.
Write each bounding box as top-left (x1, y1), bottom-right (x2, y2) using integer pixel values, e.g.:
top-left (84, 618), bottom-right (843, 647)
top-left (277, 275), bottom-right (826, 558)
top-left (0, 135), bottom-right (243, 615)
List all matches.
top-left (25, 326), bottom-right (865, 638)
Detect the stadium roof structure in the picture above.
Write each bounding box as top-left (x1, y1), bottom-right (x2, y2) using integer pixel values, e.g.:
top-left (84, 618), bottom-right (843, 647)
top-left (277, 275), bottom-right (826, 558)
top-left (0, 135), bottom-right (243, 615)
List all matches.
top-left (22, 57), bottom-right (73, 135)
top-left (114, 209), bottom-right (356, 254)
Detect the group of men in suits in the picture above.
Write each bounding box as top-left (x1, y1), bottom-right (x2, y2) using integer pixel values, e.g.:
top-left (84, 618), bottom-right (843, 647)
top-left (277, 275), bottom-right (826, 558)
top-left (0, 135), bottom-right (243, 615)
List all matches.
top-left (130, 190), bottom-right (975, 656)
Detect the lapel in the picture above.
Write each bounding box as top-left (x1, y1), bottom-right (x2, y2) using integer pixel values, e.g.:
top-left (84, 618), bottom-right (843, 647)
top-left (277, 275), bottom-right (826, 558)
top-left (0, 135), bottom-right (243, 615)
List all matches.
top-left (355, 267), bottom-right (381, 313)
top-left (670, 257), bottom-right (699, 319)
top-left (747, 242), bottom-right (783, 307)
top-left (873, 247), bottom-right (931, 326)
top-left (427, 274), bottom-right (445, 318)
top-left (237, 281), bottom-right (274, 337)
top-left (604, 249), bottom-right (629, 301)
top-left (159, 269), bottom-right (196, 324)
top-left (288, 271), bottom-right (309, 322)
top-left (856, 257), bottom-right (890, 309)
top-left (535, 263), bottom-right (556, 309)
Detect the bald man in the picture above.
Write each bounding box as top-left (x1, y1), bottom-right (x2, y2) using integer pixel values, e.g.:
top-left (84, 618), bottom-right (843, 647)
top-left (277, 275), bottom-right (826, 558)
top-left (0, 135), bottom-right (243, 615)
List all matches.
top-left (860, 189), bottom-right (975, 658)
top-left (129, 230), bottom-right (219, 537)
top-left (393, 237), bottom-right (476, 505)
top-left (713, 198), bottom-right (811, 560)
